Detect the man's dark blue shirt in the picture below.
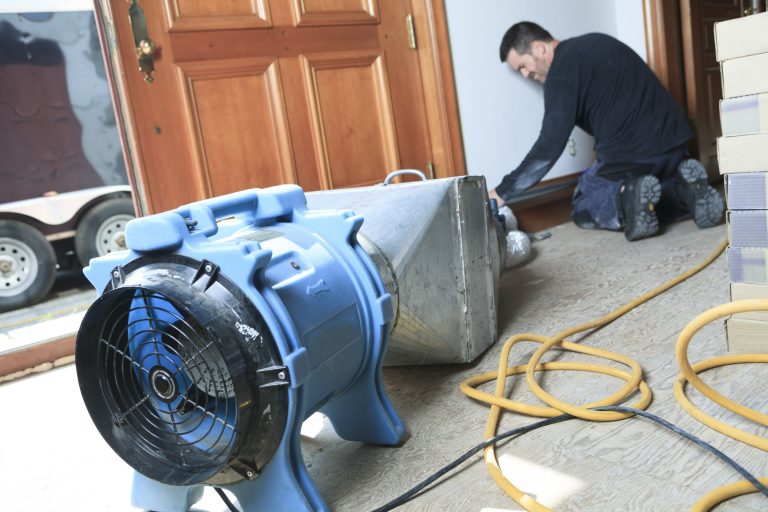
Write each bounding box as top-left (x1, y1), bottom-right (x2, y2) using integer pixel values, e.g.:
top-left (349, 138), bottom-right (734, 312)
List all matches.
top-left (496, 33), bottom-right (692, 200)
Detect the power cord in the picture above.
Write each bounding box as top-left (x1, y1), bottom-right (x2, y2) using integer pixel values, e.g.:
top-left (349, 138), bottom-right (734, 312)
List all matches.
top-left (214, 486), bottom-right (240, 512)
top-left (457, 239), bottom-right (767, 511)
top-left (369, 406), bottom-right (768, 512)
top-left (369, 415), bottom-right (572, 512)
top-left (214, 239), bottom-right (766, 512)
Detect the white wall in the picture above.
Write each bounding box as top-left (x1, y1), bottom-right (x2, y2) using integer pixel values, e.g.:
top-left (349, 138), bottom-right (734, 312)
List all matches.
top-left (615, 0), bottom-right (647, 60)
top-left (445, 0), bottom-right (648, 192)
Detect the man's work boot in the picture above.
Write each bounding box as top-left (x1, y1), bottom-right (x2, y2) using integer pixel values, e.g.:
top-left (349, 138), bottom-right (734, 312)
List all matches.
top-left (675, 159), bottom-right (724, 228)
top-left (619, 175), bottom-right (661, 241)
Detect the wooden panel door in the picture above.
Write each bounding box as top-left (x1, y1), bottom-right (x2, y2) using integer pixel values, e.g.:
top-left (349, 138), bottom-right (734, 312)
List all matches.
top-left (97, 0), bottom-right (463, 214)
top-left (176, 57), bottom-right (296, 197)
top-left (680, 0), bottom-right (748, 179)
top-left (300, 50), bottom-right (400, 188)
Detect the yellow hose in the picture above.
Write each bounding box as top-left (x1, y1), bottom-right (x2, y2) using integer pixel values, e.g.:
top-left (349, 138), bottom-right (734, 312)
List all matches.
top-left (675, 299), bottom-right (768, 511)
top-left (675, 300), bottom-right (768, 428)
top-left (693, 477), bottom-right (768, 512)
top-left (461, 239), bottom-right (768, 511)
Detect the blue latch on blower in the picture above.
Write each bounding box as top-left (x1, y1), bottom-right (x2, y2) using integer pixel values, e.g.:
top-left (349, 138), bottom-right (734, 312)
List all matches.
top-left (75, 185), bottom-right (406, 512)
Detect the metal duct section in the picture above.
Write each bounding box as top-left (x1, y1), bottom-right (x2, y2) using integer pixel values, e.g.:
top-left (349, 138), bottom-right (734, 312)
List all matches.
top-left (307, 176), bottom-right (504, 365)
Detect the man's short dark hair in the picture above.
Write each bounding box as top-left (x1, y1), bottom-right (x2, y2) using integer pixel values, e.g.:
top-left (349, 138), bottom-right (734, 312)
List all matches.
top-left (499, 22), bottom-right (554, 62)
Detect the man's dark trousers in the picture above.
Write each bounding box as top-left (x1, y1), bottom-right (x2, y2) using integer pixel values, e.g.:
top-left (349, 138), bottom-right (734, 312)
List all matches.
top-left (571, 145), bottom-right (689, 230)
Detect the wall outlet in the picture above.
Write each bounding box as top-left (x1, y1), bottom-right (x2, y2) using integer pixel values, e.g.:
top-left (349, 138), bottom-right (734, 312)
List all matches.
top-left (568, 138), bottom-right (577, 157)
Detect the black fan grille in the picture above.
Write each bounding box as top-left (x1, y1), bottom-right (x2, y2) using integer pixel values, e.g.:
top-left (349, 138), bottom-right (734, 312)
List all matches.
top-left (96, 288), bottom-right (237, 475)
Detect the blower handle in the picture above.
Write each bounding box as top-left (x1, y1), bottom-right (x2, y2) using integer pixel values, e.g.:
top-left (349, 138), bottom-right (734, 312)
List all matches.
top-left (175, 186), bottom-right (306, 237)
top-left (381, 169), bottom-right (428, 185)
top-left (125, 186), bottom-right (307, 252)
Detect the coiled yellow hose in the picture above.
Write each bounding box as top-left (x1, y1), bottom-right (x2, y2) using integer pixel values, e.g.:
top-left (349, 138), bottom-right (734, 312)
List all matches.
top-left (676, 299), bottom-right (768, 511)
top-left (461, 239), bottom-right (768, 511)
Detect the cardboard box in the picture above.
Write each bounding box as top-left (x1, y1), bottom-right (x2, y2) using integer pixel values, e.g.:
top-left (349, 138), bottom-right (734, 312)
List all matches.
top-left (728, 210), bottom-right (768, 247)
top-left (728, 246), bottom-right (768, 285)
top-left (720, 93), bottom-right (768, 136)
top-left (718, 133), bottom-right (768, 174)
top-left (721, 53), bottom-right (768, 99)
top-left (726, 173), bottom-right (768, 209)
top-left (730, 281), bottom-right (768, 322)
top-left (715, 12), bottom-right (768, 61)
top-left (725, 317), bottom-right (768, 352)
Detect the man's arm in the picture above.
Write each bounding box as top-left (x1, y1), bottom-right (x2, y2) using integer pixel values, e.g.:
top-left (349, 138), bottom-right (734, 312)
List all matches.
top-left (493, 79), bottom-right (578, 203)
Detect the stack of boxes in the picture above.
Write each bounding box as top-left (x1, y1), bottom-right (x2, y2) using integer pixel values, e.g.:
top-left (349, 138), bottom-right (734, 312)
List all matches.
top-left (715, 12), bottom-right (768, 352)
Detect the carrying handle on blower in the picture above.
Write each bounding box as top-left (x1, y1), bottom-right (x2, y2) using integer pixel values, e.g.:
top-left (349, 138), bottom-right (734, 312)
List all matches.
top-left (175, 186), bottom-right (306, 237)
top-left (381, 169), bottom-right (428, 185)
top-left (126, 186), bottom-right (307, 252)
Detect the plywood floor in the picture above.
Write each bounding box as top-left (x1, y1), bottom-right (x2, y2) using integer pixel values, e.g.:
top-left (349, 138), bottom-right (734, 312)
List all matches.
top-left (1, 219), bottom-right (766, 512)
top-left (312, 220), bottom-right (767, 512)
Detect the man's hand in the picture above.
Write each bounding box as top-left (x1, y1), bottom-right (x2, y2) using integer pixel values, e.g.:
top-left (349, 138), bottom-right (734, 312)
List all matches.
top-left (488, 188), bottom-right (505, 206)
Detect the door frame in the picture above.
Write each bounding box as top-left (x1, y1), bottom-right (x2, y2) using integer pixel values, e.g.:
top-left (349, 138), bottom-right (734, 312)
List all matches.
top-left (644, 0), bottom-right (765, 179)
top-left (94, 0), bottom-right (465, 216)
top-left (642, 0), bottom-right (687, 111)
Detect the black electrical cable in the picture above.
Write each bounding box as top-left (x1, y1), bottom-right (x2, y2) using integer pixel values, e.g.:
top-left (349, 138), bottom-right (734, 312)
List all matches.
top-left (597, 406), bottom-right (768, 498)
top-left (369, 415), bottom-right (573, 512)
top-left (370, 407), bottom-right (768, 512)
top-left (214, 486), bottom-right (240, 512)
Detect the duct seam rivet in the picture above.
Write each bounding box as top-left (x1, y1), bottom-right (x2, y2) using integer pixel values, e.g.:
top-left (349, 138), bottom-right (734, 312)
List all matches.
top-left (278, 371), bottom-right (286, 380)
top-left (204, 264), bottom-right (213, 273)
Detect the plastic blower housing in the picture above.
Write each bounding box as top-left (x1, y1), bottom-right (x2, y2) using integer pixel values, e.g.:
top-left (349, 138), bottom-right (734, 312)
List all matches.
top-left (76, 255), bottom-right (287, 486)
top-left (75, 185), bottom-right (406, 512)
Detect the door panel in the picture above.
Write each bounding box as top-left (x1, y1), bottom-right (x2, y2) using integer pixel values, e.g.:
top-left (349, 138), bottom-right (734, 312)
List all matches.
top-left (700, 17), bottom-right (719, 53)
top-left (293, 0), bottom-right (378, 26)
top-left (648, 1), bottom-right (768, 180)
top-left (108, 0), bottom-right (205, 212)
top-left (165, 0), bottom-right (272, 31)
top-left (680, 0), bottom-right (744, 178)
top-left (169, 27), bottom-right (380, 62)
top-left (178, 58), bottom-right (296, 196)
top-left (302, 51), bottom-right (398, 188)
top-left (704, 67), bottom-right (722, 146)
top-left (99, 0), bottom-right (463, 214)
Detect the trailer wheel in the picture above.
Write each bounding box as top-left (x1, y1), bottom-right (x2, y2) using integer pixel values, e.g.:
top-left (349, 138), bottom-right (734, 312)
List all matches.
top-left (0, 220), bottom-right (57, 312)
top-left (76, 197), bottom-right (136, 267)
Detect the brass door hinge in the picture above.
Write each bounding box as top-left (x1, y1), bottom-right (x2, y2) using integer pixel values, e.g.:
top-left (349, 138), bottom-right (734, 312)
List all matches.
top-left (406, 14), bottom-right (417, 49)
top-left (426, 161), bottom-right (435, 179)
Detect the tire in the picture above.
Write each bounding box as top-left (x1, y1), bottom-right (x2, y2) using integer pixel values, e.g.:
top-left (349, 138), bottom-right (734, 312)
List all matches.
top-left (0, 220), bottom-right (57, 312)
top-left (75, 197), bottom-right (136, 267)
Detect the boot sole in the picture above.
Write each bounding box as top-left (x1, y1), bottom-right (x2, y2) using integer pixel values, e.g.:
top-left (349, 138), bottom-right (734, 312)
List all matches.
top-left (678, 160), bottom-right (724, 228)
top-left (624, 176), bottom-right (661, 241)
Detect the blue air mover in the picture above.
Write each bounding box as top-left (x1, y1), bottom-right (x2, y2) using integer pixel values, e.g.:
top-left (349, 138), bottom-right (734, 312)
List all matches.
top-left (75, 185), bottom-right (407, 512)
